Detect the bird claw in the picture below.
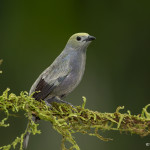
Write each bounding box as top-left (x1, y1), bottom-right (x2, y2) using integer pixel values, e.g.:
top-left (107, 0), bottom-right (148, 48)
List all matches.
top-left (45, 101), bottom-right (52, 108)
top-left (45, 97), bottom-right (76, 111)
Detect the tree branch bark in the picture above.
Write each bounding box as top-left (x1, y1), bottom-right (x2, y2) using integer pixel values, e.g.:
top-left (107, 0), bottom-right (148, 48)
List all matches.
top-left (0, 88), bottom-right (150, 150)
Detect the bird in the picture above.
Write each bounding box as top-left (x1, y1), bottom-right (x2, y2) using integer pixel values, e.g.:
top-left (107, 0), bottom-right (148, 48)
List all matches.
top-left (23, 33), bottom-right (96, 149)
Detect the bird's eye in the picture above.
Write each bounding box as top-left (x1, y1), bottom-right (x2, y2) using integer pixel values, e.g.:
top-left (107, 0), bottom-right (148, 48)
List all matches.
top-left (76, 36), bottom-right (81, 41)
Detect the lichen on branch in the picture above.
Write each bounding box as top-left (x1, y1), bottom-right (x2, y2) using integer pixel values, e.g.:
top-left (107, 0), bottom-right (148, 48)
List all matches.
top-left (0, 89), bottom-right (150, 150)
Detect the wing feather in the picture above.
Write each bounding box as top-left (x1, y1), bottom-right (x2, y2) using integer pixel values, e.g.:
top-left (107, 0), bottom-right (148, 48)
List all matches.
top-left (30, 58), bottom-right (70, 101)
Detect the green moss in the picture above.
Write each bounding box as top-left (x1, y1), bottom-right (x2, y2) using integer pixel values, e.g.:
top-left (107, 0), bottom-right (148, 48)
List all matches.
top-left (0, 59), bottom-right (2, 74)
top-left (0, 89), bottom-right (150, 150)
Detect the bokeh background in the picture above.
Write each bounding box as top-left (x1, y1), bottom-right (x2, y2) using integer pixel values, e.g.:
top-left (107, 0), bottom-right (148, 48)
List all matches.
top-left (0, 1), bottom-right (150, 150)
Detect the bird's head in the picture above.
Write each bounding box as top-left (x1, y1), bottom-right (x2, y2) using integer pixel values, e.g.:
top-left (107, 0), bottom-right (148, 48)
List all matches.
top-left (66, 33), bottom-right (96, 50)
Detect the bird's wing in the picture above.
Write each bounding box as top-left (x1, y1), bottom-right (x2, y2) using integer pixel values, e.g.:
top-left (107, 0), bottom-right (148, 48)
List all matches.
top-left (31, 58), bottom-right (71, 101)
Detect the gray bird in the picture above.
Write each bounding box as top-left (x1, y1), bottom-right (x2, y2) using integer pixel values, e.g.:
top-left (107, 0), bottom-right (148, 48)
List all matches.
top-left (23, 33), bottom-right (96, 149)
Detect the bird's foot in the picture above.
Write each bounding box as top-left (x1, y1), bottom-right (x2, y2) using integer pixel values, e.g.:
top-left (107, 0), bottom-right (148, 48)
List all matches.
top-left (45, 101), bottom-right (52, 108)
top-left (46, 97), bottom-right (76, 109)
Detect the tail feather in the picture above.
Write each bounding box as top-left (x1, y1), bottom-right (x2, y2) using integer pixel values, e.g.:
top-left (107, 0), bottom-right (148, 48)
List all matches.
top-left (23, 100), bottom-right (51, 149)
top-left (23, 131), bottom-right (30, 149)
top-left (23, 116), bottom-right (37, 149)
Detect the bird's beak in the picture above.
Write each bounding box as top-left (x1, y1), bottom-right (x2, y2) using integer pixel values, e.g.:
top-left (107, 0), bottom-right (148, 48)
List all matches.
top-left (85, 35), bottom-right (96, 42)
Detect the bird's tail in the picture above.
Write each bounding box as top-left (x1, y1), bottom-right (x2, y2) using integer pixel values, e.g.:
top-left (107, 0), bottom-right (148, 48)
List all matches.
top-left (23, 116), bottom-right (37, 149)
top-left (23, 130), bottom-right (31, 149)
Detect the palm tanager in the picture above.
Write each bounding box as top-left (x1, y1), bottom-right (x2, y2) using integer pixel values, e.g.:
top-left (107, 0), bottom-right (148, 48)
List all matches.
top-left (23, 33), bottom-right (96, 149)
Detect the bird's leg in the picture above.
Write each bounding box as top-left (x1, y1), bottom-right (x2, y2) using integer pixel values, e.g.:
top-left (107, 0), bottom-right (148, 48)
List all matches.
top-left (46, 97), bottom-right (76, 109)
top-left (45, 100), bottom-right (52, 108)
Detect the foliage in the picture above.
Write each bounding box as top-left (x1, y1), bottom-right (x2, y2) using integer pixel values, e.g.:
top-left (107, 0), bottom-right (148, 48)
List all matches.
top-left (0, 89), bottom-right (150, 150)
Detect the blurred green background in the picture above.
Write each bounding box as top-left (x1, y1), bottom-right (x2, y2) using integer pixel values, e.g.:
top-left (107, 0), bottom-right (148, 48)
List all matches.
top-left (0, 0), bottom-right (150, 150)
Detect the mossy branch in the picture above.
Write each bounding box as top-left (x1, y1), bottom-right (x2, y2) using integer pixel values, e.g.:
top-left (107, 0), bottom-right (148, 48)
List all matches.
top-left (0, 89), bottom-right (150, 150)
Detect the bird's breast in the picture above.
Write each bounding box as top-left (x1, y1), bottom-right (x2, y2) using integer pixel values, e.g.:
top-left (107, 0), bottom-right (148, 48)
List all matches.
top-left (53, 52), bottom-right (86, 97)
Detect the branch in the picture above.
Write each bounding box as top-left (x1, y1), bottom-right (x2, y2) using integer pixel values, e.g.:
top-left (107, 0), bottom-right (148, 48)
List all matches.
top-left (0, 89), bottom-right (150, 150)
